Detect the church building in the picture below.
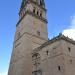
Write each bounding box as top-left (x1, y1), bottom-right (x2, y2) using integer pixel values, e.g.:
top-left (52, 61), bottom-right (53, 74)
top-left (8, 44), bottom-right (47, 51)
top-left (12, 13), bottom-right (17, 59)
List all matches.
top-left (8, 0), bottom-right (75, 75)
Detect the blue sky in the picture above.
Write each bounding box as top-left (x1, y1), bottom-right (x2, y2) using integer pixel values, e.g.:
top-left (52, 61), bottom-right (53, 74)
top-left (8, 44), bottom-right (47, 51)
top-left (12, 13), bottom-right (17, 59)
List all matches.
top-left (0, 0), bottom-right (75, 75)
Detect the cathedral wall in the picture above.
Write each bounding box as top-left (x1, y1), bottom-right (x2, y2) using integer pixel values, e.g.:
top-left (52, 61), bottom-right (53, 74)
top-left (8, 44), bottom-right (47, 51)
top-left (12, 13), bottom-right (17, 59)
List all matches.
top-left (41, 54), bottom-right (65, 75)
top-left (61, 40), bottom-right (75, 57)
top-left (39, 40), bottom-right (63, 61)
top-left (63, 55), bottom-right (75, 75)
top-left (60, 40), bottom-right (75, 75)
top-left (34, 40), bottom-right (66, 75)
top-left (37, 39), bottom-right (75, 75)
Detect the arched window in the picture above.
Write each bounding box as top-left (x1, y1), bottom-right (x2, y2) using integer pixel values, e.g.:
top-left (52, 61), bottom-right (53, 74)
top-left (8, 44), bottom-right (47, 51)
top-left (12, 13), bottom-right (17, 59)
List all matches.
top-left (37, 11), bottom-right (39, 15)
top-left (40, 0), bottom-right (42, 5)
top-left (33, 7), bottom-right (36, 13)
top-left (40, 11), bottom-right (42, 17)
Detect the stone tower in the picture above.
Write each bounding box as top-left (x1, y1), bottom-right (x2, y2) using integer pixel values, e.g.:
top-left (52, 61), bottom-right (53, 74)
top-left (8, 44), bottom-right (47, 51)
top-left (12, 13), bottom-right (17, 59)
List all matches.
top-left (8, 0), bottom-right (48, 75)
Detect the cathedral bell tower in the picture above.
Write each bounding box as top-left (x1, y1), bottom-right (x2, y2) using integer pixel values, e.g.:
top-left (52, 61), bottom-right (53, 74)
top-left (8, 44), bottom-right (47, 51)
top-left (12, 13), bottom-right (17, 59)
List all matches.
top-left (8, 0), bottom-right (48, 75)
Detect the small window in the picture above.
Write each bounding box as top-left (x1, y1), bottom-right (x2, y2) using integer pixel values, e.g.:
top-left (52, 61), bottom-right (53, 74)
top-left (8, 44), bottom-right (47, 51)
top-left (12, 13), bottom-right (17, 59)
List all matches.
top-left (46, 51), bottom-right (49, 55)
top-left (40, 12), bottom-right (42, 17)
top-left (58, 66), bottom-right (61, 71)
top-left (68, 47), bottom-right (71, 52)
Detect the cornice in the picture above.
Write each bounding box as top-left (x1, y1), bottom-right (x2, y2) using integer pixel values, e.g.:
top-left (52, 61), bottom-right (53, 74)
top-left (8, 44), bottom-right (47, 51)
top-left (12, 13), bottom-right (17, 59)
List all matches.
top-left (14, 32), bottom-right (48, 43)
top-left (16, 11), bottom-right (48, 27)
top-left (33, 34), bottom-right (75, 52)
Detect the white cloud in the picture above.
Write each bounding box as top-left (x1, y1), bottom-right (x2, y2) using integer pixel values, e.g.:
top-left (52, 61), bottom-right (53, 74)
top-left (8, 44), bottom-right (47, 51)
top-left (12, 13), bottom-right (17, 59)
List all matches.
top-left (63, 29), bottom-right (75, 40)
top-left (62, 14), bottom-right (75, 41)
